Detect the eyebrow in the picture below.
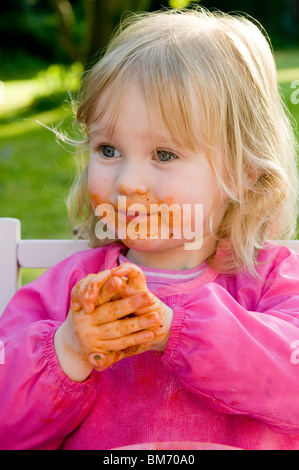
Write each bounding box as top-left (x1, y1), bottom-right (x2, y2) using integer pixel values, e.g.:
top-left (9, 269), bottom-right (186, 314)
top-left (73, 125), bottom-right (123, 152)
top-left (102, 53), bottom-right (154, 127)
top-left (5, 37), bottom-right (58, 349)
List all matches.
top-left (90, 128), bottom-right (108, 138)
top-left (90, 128), bottom-right (174, 146)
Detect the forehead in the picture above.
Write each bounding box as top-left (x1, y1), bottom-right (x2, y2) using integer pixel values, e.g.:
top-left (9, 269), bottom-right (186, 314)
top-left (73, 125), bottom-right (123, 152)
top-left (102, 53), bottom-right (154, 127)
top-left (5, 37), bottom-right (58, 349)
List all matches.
top-left (90, 82), bottom-right (171, 141)
top-left (89, 79), bottom-right (205, 151)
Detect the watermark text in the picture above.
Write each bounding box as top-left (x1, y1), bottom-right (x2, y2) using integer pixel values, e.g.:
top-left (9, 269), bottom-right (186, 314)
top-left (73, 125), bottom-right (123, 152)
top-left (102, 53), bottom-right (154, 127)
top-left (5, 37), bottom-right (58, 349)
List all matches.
top-left (291, 80), bottom-right (299, 105)
top-left (0, 340), bottom-right (4, 364)
top-left (290, 340), bottom-right (299, 364)
top-left (94, 196), bottom-right (203, 250)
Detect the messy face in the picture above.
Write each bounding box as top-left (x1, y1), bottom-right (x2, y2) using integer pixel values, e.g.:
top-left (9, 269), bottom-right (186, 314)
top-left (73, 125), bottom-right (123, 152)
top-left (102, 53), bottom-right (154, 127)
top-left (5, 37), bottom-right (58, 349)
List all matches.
top-left (87, 82), bottom-right (226, 265)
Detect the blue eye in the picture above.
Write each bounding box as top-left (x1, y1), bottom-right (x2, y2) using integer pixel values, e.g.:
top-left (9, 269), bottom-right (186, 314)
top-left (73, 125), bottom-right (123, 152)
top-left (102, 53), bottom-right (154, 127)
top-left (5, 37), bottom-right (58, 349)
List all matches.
top-left (101, 145), bottom-right (121, 158)
top-left (155, 150), bottom-right (178, 162)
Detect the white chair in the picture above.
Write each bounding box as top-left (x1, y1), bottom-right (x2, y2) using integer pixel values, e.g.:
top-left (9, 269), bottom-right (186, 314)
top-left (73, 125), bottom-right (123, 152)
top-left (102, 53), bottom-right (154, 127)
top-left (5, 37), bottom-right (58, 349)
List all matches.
top-left (1, 216), bottom-right (299, 317)
top-left (0, 218), bottom-right (90, 316)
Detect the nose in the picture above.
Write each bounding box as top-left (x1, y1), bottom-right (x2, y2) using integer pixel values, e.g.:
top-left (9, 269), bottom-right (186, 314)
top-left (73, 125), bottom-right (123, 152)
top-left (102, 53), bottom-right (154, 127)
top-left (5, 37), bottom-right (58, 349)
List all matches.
top-left (116, 162), bottom-right (149, 196)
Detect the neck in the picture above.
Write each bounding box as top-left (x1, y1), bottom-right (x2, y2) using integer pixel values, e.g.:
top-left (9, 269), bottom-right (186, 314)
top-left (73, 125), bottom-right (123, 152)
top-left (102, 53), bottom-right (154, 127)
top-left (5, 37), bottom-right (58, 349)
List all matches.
top-left (125, 236), bottom-right (217, 270)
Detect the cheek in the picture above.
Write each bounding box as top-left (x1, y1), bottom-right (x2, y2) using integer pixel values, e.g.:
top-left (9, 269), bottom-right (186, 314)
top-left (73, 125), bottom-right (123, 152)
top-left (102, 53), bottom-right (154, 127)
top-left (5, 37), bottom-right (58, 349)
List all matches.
top-left (87, 165), bottom-right (111, 210)
top-left (88, 191), bottom-right (103, 210)
top-left (162, 195), bottom-right (176, 205)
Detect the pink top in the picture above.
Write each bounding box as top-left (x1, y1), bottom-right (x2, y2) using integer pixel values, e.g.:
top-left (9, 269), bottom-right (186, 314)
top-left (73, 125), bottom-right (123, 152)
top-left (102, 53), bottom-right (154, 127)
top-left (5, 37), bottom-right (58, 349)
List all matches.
top-left (1, 241), bottom-right (299, 450)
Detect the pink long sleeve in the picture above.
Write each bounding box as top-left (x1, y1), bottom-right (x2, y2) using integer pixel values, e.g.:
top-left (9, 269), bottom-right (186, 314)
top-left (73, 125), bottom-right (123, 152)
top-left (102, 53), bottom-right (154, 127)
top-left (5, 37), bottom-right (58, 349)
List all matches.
top-left (162, 245), bottom-right (299, 433)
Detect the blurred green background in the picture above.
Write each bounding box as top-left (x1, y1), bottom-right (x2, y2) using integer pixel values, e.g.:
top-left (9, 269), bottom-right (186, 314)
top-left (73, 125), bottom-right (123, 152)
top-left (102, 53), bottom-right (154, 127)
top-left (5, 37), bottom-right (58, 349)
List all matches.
top-left (0, 0), bottom-right (299, 284)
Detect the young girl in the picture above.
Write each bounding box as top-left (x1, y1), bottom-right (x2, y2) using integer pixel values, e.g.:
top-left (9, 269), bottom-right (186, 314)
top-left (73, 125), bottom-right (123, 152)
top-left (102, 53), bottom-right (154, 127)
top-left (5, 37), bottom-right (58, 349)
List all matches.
top-left (1, 7), bottom-right (299, 451)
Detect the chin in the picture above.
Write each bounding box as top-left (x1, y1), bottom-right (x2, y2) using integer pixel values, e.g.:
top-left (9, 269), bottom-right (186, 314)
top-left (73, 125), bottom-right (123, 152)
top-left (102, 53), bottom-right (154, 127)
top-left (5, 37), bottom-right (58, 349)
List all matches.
top-left (118, 236), bottom-right (188, 253)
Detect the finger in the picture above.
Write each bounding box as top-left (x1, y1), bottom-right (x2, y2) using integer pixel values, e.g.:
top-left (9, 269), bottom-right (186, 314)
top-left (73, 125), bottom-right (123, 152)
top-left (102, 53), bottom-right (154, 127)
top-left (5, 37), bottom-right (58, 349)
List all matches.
top-left (101, 328), bottom-right (154, 351)
top-left (89, 351), bottom-right (121, 370)
top-left (89, 341), bottom-right (151, 371)
top-left (71, 274), bottom-right (95, 311)
top-left (133, 294), bottom-right (159, 316)
top-left (82, 270), bottom-right (112, 312)
top-left (111, 263), bottom-right (146, 284)
top-left (111, 263), bottom-right (147, 294)
top-left (95, 276), bottom-right (125, 306)
top-left (109, 276), bottom-right (129, 301)
top-left (93, 291), bottom-right (155, 323)
top-left (89, 331), bottom-right (154, 367)
top-left (95, 312), bottom-right (160, 339)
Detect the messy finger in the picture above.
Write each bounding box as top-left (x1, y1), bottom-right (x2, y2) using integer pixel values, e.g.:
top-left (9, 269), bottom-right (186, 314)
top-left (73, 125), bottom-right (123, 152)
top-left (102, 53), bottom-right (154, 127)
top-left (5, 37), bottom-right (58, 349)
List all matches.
top-left (82, 270), bottom-right (112, 312)
top-left (111, 263), bottom-right (147, 295)
top-left (71, 274), bottom-right (95, 311)
top-left (89, 338), bottom-right (153, 371)
top-left (97, 328), bottom-right (155, 352)
top-left (93, 291), bottom-right (155, 323)
top-left (95, 276), bottom-right (125, 306)
top-left (95, 312), bottom-right (160, 339)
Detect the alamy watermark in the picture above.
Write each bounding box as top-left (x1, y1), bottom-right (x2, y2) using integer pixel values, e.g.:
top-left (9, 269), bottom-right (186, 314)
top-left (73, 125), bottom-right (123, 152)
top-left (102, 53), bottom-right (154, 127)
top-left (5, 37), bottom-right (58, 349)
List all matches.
top-left (290, 340), bottom-right (299, 365)
top-left (94, 196), bottom-right (203, 250)
top-left (0, 340), bottom-right (4, 364)
top-left (291, 80), bottom-right (299, 105)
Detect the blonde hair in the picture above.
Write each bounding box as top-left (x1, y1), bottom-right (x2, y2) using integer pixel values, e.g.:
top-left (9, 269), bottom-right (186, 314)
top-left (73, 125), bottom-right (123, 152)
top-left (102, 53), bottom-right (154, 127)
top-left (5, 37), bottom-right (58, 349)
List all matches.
top-left (67, 7), bottom-right (299, 277)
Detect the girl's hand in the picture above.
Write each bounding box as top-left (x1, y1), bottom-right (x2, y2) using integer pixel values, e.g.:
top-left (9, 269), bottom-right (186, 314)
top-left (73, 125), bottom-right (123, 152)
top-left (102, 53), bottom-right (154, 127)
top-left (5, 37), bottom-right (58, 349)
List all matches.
top-left (89, 263), bottom-right (174, 371)
top-left (70, 269), bottom-right (125, 314)
top-left (72, 290), bottom-right (159, 357)
top-left (54, 269), bottom-right (160, 381)
top-left (111, 264), bottom-right (174, 352)
top-left (111, 263), bottom-right (174, 352)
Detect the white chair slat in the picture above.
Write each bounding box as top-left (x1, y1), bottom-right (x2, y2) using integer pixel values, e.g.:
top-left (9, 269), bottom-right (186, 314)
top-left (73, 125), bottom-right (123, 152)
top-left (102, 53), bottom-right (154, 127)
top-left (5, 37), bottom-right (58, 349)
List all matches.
top-left (18, 239), bottom-right (90, 268)
top-left (0, 218), bottom-right (21, 314)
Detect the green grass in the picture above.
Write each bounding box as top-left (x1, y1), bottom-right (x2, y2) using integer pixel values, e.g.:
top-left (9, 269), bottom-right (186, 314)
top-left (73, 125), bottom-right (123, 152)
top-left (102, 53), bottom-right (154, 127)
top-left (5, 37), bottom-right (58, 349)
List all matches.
top-left (0, 63), bottom-right (83, 285)
top-left (0, 50), bottom-right (298, 285)
top-left (274, 49), bottom-right (299, 143)
top-left (0, 63), bottom-right (83, 240)
top-left (0, 109), bottom-right (74, 239)
top-left (0, 109), bottom-right (75, 285)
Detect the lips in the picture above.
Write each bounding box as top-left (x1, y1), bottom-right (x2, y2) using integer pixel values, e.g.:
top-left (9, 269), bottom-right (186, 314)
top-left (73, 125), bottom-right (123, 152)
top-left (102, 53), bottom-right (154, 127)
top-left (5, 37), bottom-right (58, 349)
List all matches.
top-left (117, 210), bottom-right (154, 221)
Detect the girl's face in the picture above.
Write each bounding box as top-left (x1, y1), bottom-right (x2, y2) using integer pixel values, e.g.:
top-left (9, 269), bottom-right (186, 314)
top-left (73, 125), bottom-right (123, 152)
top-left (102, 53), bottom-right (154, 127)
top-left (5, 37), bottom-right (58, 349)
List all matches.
top-left (88, 82), bottom-right (227, 268)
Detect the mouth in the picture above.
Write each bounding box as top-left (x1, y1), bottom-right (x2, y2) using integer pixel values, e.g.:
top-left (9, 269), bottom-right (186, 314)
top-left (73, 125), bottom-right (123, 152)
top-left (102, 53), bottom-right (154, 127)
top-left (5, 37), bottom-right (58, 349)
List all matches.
top-left (117, 210), bottom-right (155, 221)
